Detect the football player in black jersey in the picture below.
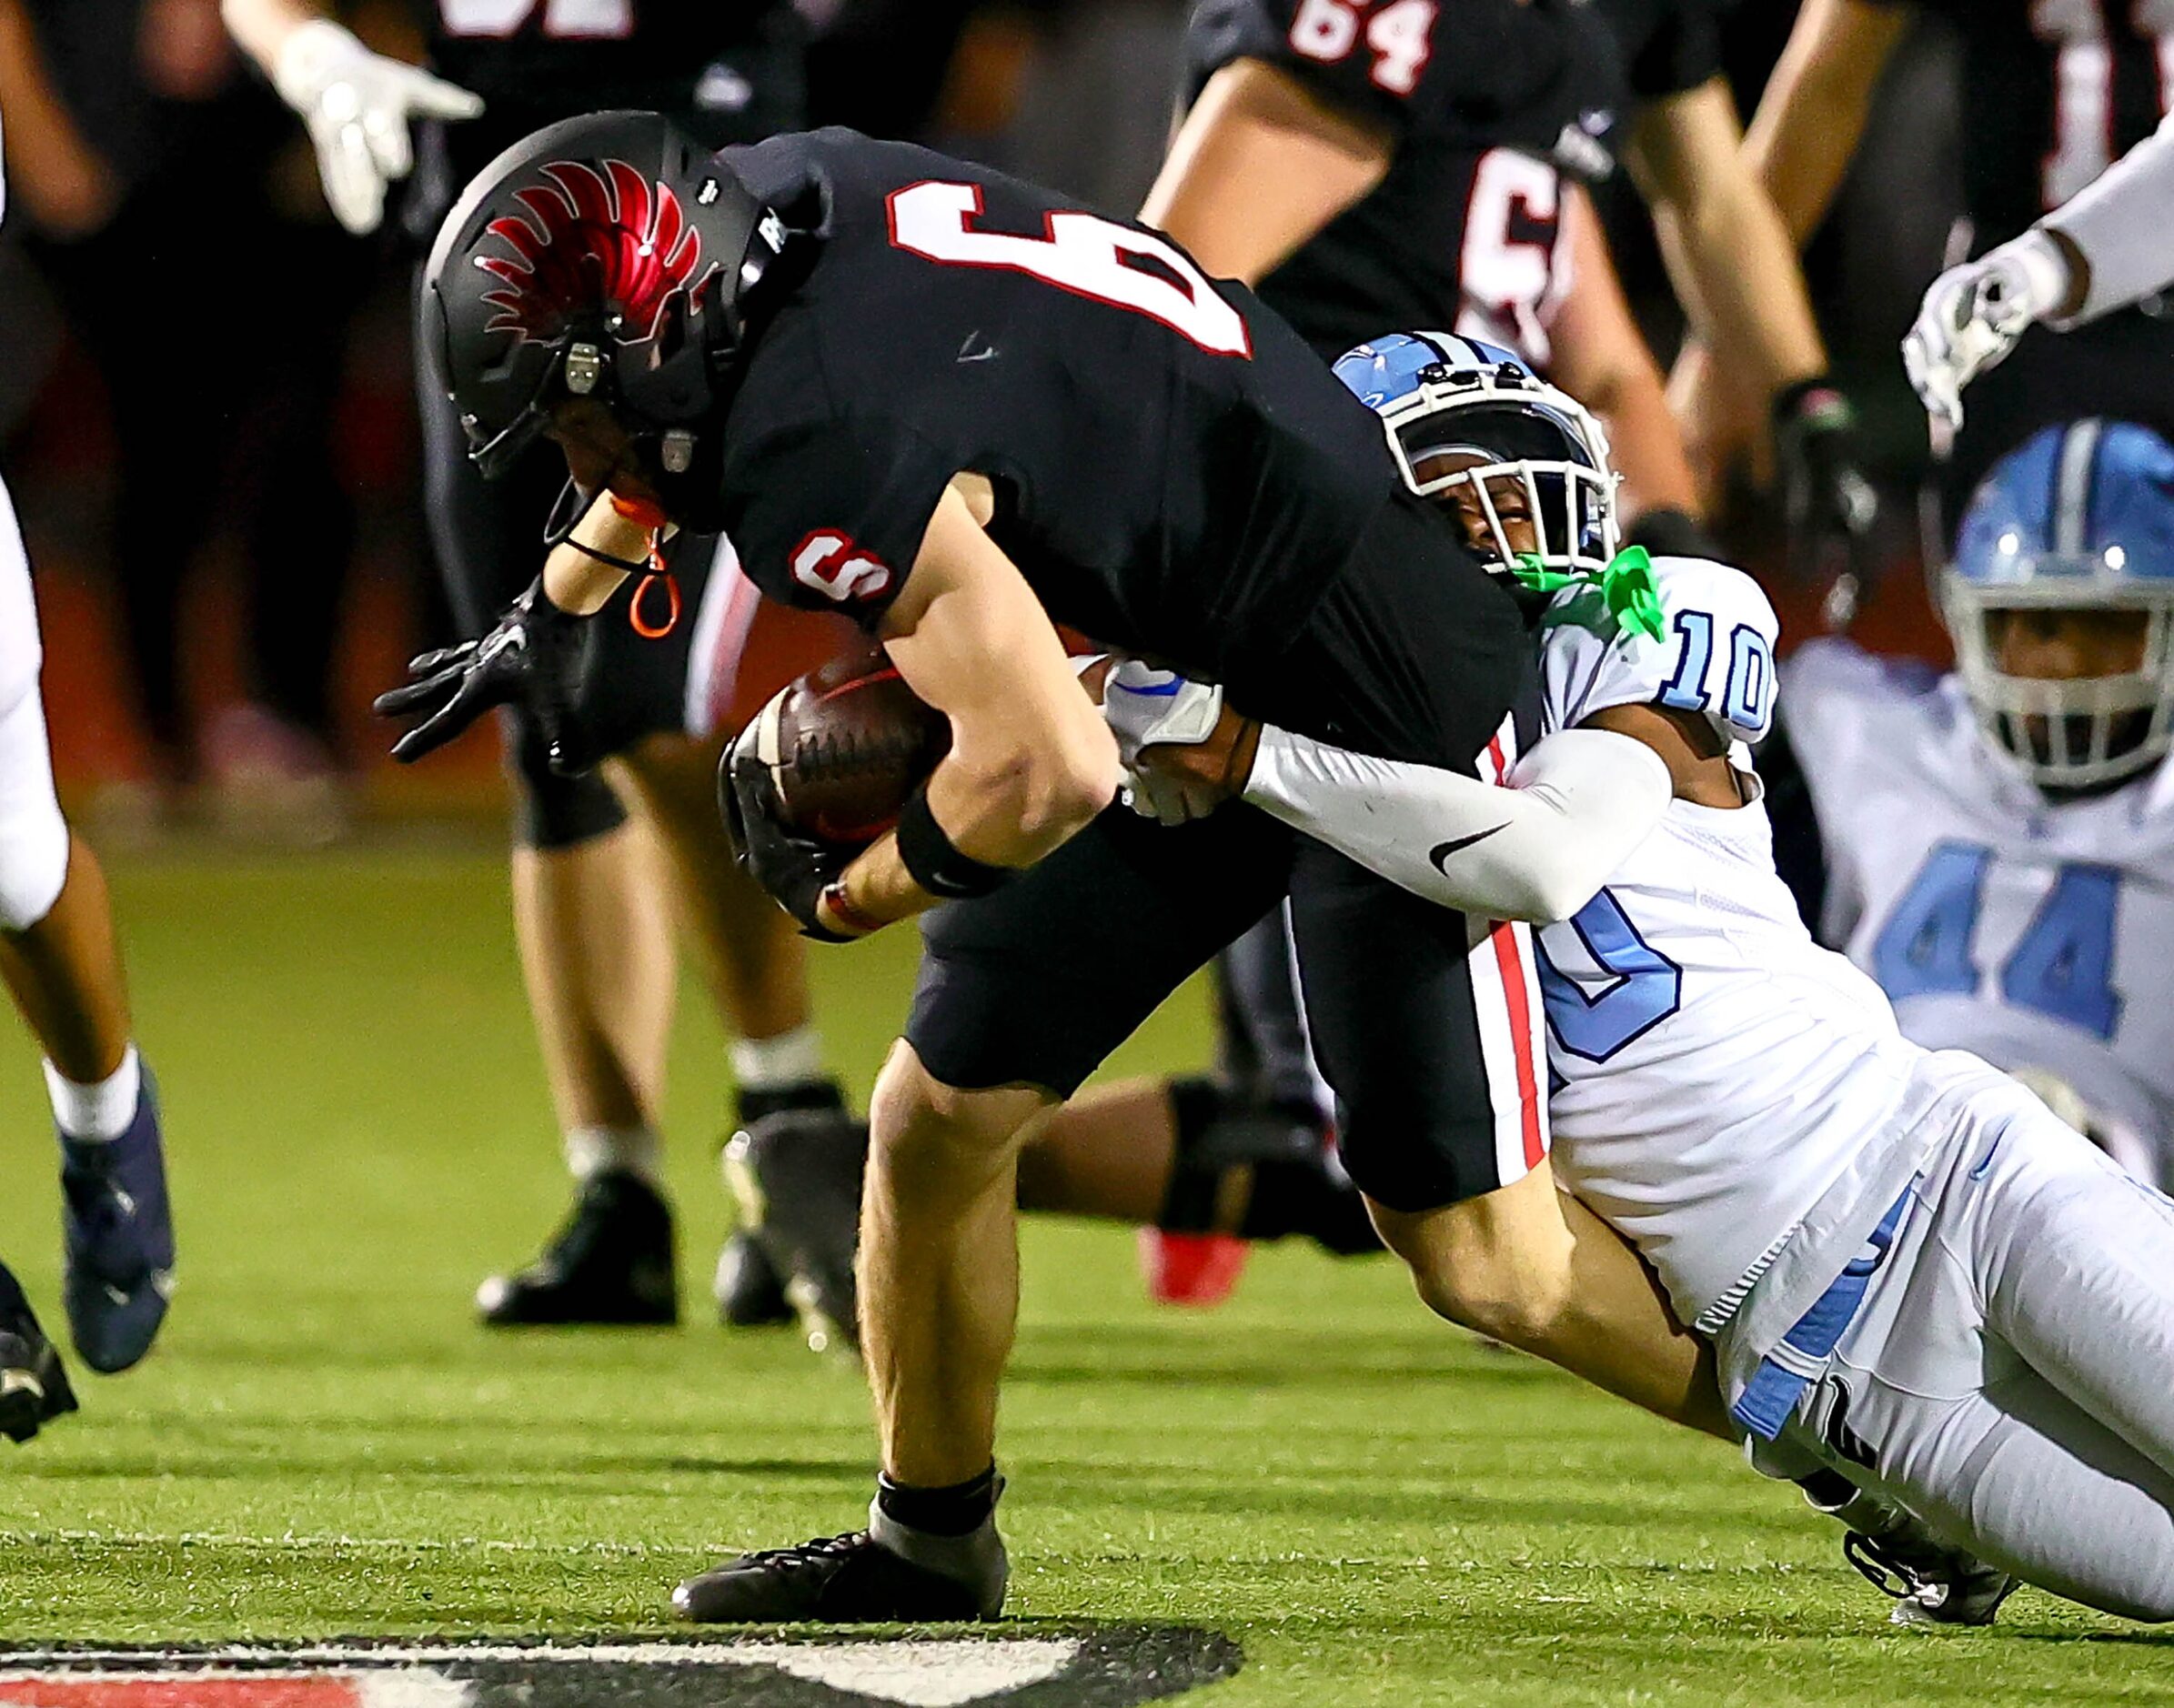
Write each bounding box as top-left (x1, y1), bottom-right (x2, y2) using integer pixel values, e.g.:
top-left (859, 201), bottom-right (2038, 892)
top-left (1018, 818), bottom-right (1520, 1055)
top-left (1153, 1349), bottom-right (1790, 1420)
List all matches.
top-left (224, 0), bottom-right (847, 1332)
top-left (388, 113), bottom-right (1736, 1621)
top-left (1678, 0), bottom-right (2174, 532)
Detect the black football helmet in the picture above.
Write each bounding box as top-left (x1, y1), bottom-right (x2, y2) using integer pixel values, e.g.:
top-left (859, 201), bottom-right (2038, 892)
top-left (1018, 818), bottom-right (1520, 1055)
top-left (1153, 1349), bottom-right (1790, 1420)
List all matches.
top-left (423, 109), bottom-right (788, 482)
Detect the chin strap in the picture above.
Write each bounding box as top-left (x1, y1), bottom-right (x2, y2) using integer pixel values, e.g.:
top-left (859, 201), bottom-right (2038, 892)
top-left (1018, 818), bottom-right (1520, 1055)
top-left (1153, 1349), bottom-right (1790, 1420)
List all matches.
top-left (1512, 544), bottom-right (1666, 642)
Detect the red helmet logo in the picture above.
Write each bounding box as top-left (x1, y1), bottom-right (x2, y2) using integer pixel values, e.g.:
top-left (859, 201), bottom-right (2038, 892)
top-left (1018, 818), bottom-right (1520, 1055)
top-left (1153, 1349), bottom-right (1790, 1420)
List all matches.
top-left (475, 158), bottom-right (704, 346)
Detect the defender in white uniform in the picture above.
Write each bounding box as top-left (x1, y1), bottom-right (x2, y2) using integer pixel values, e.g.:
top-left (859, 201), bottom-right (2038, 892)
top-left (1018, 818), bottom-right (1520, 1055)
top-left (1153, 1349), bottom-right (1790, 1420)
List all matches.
top-left (0, 113), bottom-right (176, 1443)
top-left (1123, 344), bottom-right (2174, 1623)
top-left (1537, 541), bottom-right (2174, 1626)
top-left (1785, 420), bottom-right (2174, 1188)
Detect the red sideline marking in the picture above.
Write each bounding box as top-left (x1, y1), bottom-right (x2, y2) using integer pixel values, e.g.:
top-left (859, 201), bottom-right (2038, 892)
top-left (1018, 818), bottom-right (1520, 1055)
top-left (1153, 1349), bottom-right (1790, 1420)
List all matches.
top-left (0, 1682), bottom-right (359, 1708)
top-left (1482, 733), bottom-right (1545, 1170)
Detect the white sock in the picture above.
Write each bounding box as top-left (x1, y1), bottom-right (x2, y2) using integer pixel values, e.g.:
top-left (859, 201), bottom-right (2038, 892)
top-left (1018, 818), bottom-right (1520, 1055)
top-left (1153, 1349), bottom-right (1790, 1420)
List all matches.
top-left (730, 1024), bottom-right (825, 1091)
top-left (45, 1045), bottom-right (141, 1144)
top-left (563, 1124), bottom-right (662, 1184)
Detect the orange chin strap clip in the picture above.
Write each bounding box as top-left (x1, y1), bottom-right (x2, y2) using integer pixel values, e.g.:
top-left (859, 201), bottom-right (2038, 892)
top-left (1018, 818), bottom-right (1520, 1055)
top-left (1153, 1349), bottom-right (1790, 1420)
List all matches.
top-left (611, 494), bottom-right (681, 640)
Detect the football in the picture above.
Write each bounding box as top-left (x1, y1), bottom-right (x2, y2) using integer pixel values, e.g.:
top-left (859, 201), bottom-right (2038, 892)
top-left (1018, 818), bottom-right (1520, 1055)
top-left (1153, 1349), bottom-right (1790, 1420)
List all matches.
top-left (748, 643), bottom-right (951, 846)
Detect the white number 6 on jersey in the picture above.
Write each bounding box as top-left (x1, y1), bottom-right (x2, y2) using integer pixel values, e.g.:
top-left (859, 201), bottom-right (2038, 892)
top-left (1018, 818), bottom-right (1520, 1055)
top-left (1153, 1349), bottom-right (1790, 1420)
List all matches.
top-left (887, 180), bottom-right (1252, 357)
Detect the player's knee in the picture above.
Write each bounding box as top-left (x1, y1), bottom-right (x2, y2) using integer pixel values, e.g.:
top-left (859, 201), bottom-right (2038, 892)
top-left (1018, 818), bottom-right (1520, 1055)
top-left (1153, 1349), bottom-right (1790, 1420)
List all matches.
top-left (505, 708), bottom-right (628, 850)
top-left (1374, 1176), bottom-right (1576, 1348)
top-left (0, 694), bottom-right (70, 932)
top-left (870, 1042), bottom-right (1051, 1191)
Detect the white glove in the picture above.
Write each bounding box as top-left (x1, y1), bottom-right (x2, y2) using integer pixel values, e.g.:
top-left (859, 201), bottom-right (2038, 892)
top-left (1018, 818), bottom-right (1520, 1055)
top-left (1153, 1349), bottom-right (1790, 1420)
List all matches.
top-left (1101, 660), bottom-right (1227, 825)
top-left (273, 20), bottom-right (484, 236)
top-left (1901, 230), bottom-right (2072, 430)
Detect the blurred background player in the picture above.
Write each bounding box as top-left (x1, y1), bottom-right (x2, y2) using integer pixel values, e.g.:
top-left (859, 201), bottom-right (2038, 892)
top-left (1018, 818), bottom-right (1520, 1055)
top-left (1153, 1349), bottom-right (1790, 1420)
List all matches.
top-left (0, 111), bottom-right (176, 1443)
top-left (0, 0), bottom-right (358, 829)
top-left (1676, 0), bottom-right (2174, 547)
top-left (1772, 419), bottom-right (2174, 1191)
top-left (222, 0), bottom-right (853, 1330)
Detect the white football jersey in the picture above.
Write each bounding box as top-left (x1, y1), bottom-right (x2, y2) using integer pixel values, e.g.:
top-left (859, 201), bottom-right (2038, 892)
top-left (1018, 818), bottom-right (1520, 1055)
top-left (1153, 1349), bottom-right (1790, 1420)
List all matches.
top-left (1787, 640), bottom-right (2174, 1181)
top-left (1535, 559), bottom-right (1925, 1326)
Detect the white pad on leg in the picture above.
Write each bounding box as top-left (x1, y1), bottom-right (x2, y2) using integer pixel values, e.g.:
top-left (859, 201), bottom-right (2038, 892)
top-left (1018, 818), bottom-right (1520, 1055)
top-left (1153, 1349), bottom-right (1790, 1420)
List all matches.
top-left (0, 688), bottom-right (69, 930)
top-left (0, 477), bottom-right (65, 931)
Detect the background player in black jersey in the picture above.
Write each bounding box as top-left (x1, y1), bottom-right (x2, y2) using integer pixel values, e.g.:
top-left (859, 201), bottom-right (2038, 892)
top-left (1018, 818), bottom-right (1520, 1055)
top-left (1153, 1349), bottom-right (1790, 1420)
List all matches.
top-left (392, 113), bottom-right (1734, 1621)
top-left (1152, 0), bottom-right (1878, 595)
top-left (222, 0), bottom-right (850, 1331)
top-left (1676, 0), bottom-right (2174, 535)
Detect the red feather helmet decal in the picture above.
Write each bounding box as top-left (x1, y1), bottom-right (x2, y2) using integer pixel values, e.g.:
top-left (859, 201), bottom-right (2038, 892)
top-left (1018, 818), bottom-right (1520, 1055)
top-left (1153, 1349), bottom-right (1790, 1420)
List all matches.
top-left (475, 158), bottom-right (706, 346)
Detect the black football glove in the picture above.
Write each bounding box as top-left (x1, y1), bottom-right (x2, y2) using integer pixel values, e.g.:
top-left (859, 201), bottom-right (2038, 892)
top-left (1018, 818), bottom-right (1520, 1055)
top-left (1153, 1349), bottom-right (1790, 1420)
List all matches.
top-left (719, 731), bottom-right (857, 942)
top-left (1773, 377), bottom-right (1881, 628)
top-left (374, 577), bottom-right (595, 769)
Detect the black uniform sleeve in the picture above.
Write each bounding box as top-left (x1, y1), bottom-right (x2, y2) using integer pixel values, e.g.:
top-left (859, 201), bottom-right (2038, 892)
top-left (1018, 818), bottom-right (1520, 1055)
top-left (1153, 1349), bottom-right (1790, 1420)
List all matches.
top-left (717, 412), bottom-right (960, 632)
top-left (1617, 0), bottom-right (1727, 102)
top-left (1187, 0), bottom-right (1586, 142)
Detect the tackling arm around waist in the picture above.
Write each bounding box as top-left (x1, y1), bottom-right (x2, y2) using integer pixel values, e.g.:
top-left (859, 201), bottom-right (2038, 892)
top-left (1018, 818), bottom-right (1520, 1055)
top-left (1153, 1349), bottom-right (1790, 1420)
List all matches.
top-left (1242, 723), bottom-right (1673, 921)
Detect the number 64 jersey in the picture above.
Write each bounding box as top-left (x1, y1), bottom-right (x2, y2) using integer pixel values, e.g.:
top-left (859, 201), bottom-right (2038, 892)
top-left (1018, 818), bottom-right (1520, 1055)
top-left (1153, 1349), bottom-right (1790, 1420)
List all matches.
top-left (1533, 558), bottom-right (1930, 1332)
top-left (1786, 640), bottom-right (2174, 1185)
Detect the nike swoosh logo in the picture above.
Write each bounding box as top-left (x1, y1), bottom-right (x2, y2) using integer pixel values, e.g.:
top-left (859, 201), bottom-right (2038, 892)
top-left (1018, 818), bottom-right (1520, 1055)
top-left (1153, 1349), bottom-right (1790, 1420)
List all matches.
top-left (1113, 678), bottom-right (1182, 698)
top-left (1428, 825), bottom-right (1506, 871)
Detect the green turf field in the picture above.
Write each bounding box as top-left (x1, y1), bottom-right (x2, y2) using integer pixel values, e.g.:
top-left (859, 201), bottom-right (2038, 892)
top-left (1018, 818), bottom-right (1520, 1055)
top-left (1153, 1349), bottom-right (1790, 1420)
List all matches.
top-left (1, 849), bottom-right (2169, 1703)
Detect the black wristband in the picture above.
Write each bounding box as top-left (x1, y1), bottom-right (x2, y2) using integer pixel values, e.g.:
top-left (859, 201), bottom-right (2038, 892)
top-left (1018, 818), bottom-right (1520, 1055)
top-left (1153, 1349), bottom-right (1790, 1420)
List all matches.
top-left (896, 789), bottom-right (1014, 899)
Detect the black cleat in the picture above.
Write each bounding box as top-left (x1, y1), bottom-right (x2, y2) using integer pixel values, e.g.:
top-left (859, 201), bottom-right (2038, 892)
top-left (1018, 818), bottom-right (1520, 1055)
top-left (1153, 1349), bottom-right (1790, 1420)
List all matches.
top-left (0, 1271), bottom-right (79, 1445)
top-left (1812, 1479), bottom-right (2017, 1629)
top-left (477, 1171), bottom-right (679, 1326)
top-left (724, 1110), bottom-right (867, 1355)
top-left (714, 1228), bottom-right (791, 1328)
top-left (59, 1066), bottom-right (176, 1373)
top-left (1845, 1523), bottom-right (2018, 1628)
top-left (673, 1514), bottom-right (1007, 1623)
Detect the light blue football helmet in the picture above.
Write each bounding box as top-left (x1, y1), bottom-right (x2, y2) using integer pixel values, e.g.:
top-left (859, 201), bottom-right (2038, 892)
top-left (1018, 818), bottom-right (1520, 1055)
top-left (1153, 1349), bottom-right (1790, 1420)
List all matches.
top-left (1333, 331), bottom-right (1619, 578)
top-left (1947, 418), bottom-right (2174, 788)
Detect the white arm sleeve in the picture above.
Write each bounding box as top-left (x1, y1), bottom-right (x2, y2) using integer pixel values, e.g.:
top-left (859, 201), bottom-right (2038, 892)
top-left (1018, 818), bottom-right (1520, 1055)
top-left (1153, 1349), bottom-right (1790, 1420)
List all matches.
top-left (2045, 109), bottom-right (2174, 323)
top-left (1241, 724), bottom-right (1672, 922)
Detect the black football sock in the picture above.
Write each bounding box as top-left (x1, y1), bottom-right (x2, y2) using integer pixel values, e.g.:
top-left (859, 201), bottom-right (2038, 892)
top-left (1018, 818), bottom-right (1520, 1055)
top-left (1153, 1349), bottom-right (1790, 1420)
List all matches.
top-left (876, 1464), bottom-right (1000, 1537)
top-left (0, 1260), bottom-right (28, 1322)
top-left (1159, 1076), bottom-right (1231, 1233)
top-left (1240, 1150), bottom-right (1383, 1257)
top-left (735, 1077), bottom-right (848, 1126)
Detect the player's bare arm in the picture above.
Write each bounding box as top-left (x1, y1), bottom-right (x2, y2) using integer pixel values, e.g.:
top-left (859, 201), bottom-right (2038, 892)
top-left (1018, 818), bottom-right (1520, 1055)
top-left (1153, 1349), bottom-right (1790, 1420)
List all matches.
top-left (820, 482), bottom-right (1122, 936)
top-left (1635, 75), bottom-right (1877, 593)
top-left (1633, 79), bottom-right (1827, 405)
top-left (1140, 57), bottom-right (1391, 282)
top-left (0, 0), bottom-right (116, 237)
top-left (1666, 0), bottom-right (1907, 467)
top-left (1740, 0), bottom-right (1911, 252)
top-left (1545, 187), bottom-right (1703, 528)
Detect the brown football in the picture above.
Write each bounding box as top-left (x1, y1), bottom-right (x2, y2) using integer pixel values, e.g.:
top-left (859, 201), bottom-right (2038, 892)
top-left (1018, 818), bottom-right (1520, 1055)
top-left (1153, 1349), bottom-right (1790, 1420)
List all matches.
top-left (749, 643), bottom-right (951, 846)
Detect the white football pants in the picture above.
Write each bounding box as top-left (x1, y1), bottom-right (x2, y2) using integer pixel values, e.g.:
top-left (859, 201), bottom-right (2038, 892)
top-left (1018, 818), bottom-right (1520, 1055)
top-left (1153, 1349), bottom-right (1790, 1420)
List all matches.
top-left (1746, 1085), bottom-right (2174, 1621)
top-left (0, 472), bottom-right (67, 931)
